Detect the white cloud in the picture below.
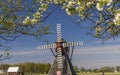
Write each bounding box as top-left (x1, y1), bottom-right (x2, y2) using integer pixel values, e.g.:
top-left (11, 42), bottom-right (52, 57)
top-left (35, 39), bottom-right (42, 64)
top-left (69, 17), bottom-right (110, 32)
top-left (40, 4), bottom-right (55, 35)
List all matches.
top-left (13, 50), bottom-right (38, 56)
top-left (12, 44), bottom-right (120, 56)
top-left (74, 45), bottom-right (120, 55)
top-left (12, 49), bottom-right (52, 56)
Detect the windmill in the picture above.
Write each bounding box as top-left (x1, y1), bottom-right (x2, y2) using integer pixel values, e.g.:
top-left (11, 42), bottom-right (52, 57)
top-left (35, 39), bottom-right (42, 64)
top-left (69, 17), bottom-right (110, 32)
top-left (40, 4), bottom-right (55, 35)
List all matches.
top-left (37, 24), bottom-right (83, 75)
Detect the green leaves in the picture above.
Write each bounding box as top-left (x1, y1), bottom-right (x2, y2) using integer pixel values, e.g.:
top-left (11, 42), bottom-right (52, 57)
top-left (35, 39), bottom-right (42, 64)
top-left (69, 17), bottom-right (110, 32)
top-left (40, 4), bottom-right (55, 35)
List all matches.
top-left (96, 26), bottom-right (101, 37)
top-left (0, 0), bottom-right (53, 52)
top-left (1, 0), bottom-right (120, 43)
top-left (7, 0), bottom-right (13, 3)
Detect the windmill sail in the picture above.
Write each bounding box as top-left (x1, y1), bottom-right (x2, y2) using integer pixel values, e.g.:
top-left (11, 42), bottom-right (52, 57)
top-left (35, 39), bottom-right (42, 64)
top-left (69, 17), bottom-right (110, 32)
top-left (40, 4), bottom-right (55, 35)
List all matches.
top-left (37, 24), bottom-right (83, 75)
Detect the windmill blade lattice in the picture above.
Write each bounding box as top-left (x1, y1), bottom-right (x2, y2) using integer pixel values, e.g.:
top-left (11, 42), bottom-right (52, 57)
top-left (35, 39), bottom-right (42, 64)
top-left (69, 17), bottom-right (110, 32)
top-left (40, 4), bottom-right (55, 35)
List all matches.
top-left (37, 41), bottom-right (83, 50)
top-left (37, 24), bottom-right (83, 75)
top-left (56, 24), bottom-right (63, 69)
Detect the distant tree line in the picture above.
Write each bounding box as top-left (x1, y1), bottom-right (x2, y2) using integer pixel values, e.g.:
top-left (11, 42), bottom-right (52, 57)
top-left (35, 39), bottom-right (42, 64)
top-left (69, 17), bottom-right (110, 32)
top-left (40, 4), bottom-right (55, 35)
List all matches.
top-left (0, 62), bottom-right (80, 74)
top-left (0, 62), bottom-right (51, 74)
top-left (79, 66), bottom-right (120, 73)
top-left (1, 62), bottom-right (120, 73)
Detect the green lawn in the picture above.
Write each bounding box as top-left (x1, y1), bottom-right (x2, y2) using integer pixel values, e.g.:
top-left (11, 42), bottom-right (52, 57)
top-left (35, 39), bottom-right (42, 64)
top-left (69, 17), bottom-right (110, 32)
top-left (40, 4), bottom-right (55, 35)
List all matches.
top-left (32, 72), bottom-right (120, 75)
top-left (77, 72), bottom-right (120, 75)
top-left (33, 74), bottom-right (47, 75)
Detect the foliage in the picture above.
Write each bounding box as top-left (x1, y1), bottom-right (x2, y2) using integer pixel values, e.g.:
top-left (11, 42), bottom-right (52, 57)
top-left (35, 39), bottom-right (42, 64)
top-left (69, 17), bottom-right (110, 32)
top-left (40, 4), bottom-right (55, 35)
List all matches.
top-left (15, 62), bottom-right (51, 73)
top-left (100, 66), bottom-right (114, 72)
top-left (0, 0), bottom-right (51, 45)
top-left (0, 0), bottom-right (52, 61)
top-left (2, 72), bottom-right (120, 75)
top-left (1, 63), bottom-right (120, 75)
top-left (0, 62), bottom-right (51, 73)
top-left (116, 66), bottom-right (120, 72)
top-left (80, 67), bottom-right (87, 72)
top-left (0, 63), bottom-right (11, 70)
top-left (22, 0), bottom-right (120, 40)
top-left (0, 49), bottom-right (12, 62)
top-left (79, 66), bottom-right (120, 73)
top-left (1, 0), bottom-right (120, 42)
top-left (77, 72), bottom-right (120, 75)
top-left (74, 66), bottom-right (79, 72)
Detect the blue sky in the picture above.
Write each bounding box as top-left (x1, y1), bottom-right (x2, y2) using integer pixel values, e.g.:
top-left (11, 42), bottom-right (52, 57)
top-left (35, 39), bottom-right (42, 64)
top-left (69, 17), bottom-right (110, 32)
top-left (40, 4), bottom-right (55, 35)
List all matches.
top-left (2, 7), bottom-right (120, 69)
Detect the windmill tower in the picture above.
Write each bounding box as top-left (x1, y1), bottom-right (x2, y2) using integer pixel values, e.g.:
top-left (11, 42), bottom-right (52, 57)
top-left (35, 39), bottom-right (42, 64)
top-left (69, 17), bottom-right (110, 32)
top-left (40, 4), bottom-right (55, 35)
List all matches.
top-left (37, 24), bottom-right (83, 75)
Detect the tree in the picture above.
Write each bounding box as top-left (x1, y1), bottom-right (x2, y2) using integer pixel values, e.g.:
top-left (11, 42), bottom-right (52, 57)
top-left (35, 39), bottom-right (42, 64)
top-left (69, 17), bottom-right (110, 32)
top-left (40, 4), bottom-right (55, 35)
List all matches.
top-left (0, 0), bottom-right (51, 60)
top-left (0, 63), bottom-right (11, 71)
top-left (74, 66), bottom-right (79, 72)
top-left (1, 0), bottom-right (120, 42)
top-left (116, 66), bottom-right (120, 72)
top-left (80, 67), bottom-right (86, 72)
top-left (1, 0), bottom-right (120, 59)
top-left (42, 63), bottom-right (51, 73)
top-left (0, 62), bottom-right (51, 73)
top-left (0, 49), bottom-right (12, 62)
top-left (22, 0), bottom-right (120, 40)
top-left (0, 0), bottom-right (51, 42)
top-left (100, 66), bottom-right (112, 72)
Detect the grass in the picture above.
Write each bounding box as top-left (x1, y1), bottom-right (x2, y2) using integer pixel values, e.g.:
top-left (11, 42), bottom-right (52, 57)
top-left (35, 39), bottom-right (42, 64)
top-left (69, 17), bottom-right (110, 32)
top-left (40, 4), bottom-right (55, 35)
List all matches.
top-left (77, 72), bottom-right (120, 75)
top-left (32, 72), bottom-right (120, 75)
top-left (33, 74), bottom-right (47, 75)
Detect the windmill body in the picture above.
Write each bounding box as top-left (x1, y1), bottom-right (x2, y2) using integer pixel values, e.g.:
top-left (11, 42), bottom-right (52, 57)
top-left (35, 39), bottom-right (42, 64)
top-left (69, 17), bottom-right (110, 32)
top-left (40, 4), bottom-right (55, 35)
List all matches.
top-left (37, 24), bottom-right (83, 75)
